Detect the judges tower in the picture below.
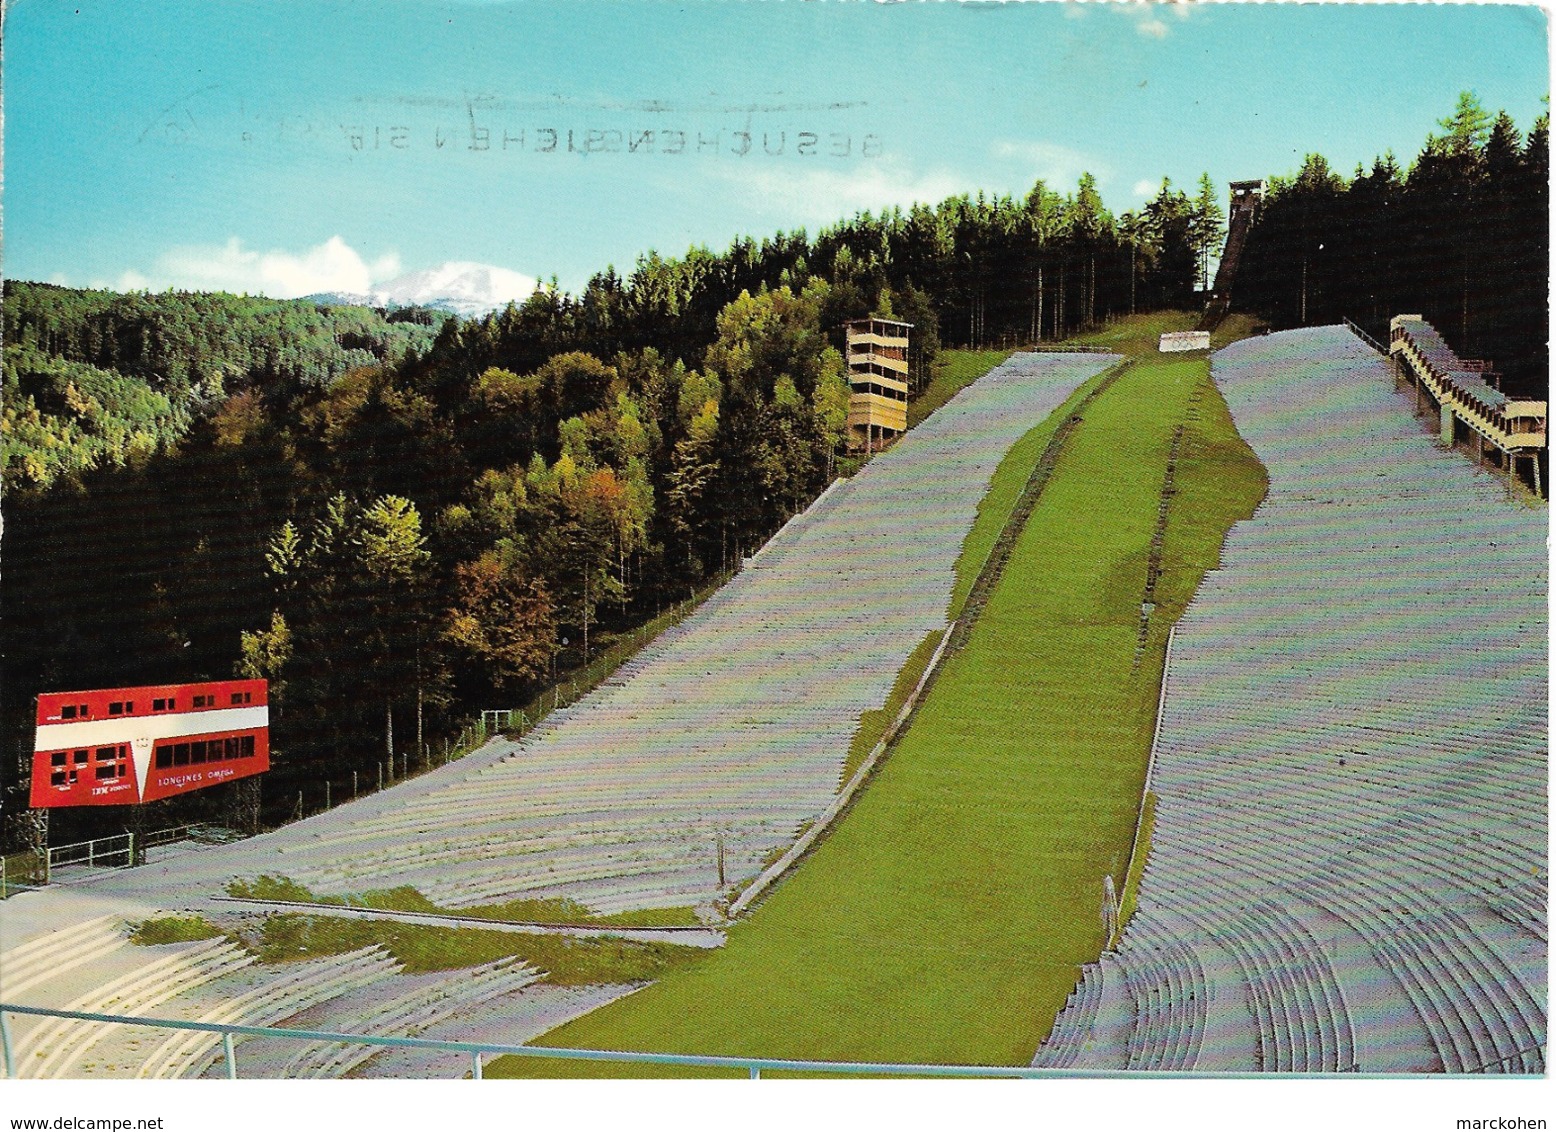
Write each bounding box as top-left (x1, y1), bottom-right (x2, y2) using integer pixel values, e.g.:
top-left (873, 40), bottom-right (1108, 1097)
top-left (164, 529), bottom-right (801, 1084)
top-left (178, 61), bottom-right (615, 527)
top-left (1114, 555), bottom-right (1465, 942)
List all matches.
top-left (844, 317), bottom-right (912, 452)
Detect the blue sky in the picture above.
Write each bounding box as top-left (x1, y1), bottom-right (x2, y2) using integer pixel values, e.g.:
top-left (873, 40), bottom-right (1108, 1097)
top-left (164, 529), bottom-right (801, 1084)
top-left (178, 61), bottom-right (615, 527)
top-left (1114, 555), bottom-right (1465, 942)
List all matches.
top-left (5, 0), bottom-right (1548, 297)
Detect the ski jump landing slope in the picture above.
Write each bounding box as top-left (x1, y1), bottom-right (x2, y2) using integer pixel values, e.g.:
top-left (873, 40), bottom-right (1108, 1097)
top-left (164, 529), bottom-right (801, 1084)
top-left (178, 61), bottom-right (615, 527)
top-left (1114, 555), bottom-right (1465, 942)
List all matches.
top-left (26, 351), bottom-right (1115, 928)
top-left (1036, 326), bottom-right (1546, 1074)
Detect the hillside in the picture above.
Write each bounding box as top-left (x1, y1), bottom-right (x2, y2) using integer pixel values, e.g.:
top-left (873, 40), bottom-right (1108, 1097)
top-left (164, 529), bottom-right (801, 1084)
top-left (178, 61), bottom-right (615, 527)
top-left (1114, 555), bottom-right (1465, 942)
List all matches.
top-left (2, 282), bottom-right (440, 492)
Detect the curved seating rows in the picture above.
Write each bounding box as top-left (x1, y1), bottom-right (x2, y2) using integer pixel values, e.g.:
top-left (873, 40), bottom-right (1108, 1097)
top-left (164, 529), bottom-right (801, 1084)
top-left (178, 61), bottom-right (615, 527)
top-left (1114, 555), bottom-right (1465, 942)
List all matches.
top-left (135, 947), bottom-right (400, 1079)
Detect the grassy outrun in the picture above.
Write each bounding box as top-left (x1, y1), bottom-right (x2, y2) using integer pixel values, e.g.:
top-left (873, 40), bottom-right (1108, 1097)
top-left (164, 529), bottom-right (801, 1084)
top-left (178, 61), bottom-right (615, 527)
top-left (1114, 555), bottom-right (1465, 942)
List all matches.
top-left (908, 348), bottom-right (1013, 429)
top-left (487, 314), bottom-right (1266, 1077)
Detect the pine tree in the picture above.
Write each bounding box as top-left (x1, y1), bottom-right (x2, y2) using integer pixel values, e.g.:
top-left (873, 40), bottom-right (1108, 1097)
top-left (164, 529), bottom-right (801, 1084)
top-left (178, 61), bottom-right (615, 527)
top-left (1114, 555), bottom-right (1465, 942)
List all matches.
top-left (1437, 90), bottom-right (1494, 160)
top-left (1191, 173), bottom-right (1227, 293)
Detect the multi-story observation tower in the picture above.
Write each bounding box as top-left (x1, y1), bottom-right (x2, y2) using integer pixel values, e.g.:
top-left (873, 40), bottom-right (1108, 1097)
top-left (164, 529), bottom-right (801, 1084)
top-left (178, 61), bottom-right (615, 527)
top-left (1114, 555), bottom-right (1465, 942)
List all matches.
top-left (844, 317), bottom-right (912, 452)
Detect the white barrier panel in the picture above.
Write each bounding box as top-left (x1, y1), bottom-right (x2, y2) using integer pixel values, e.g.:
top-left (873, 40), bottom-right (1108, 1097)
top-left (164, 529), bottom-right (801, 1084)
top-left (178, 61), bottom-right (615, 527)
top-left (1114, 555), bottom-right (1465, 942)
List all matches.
top-left (1158, 331), bottom-right (1211, 353)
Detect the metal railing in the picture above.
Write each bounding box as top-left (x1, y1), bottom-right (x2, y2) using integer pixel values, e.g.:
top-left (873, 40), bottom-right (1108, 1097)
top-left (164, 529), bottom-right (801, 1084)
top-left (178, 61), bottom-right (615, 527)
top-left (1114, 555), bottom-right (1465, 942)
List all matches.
top-left (142, 824), bottom-right (195, 850)
top-left (33, 825), bottom-right (202, 886)
top-left (1342, 317), bottom-right (1387, 356)
top-left (0, 1002), bottom-right (1491, 1080)
top-left (47, 832), bottom-right (134, 875)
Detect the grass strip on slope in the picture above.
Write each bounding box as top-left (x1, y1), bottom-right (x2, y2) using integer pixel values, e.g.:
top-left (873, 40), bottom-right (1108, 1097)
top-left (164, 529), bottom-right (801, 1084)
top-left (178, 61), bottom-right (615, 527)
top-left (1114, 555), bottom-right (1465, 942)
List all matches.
top-left (1057, 311), bottom-right (1198, 357)
top-left (130, 915), bottom-right (226, 945)
top-left (947, 360), bottom-right (1128, 616)
top-left (247, 914), bottom-right (702, 983)
top-left (227, 875), bottom-right (701, 928)
top-left (942, 312), bottom-right (1205, 617)
top-left (843, 346), bottom-right (1099, 789)
top-left (488, 321), bottom-right (1265, 1077)
top-left (837, 629), bottom-right (944, 786)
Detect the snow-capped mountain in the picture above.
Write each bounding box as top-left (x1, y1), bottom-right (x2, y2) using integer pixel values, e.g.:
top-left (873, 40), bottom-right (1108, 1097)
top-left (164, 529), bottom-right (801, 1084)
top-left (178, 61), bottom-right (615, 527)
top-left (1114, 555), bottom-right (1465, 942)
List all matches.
top-left (307, 261), bottom-right (541, 318)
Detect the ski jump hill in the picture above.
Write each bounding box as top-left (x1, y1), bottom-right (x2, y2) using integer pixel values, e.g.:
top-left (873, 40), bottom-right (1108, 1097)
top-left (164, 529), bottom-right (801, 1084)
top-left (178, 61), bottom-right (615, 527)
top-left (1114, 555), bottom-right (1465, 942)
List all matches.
top-left (1037, 325), bottom-right (1547, 1074)
top-left (1, 350), bottom-right (1121, 1077)
top-left (2, 326), bottom-right (1545, 1077)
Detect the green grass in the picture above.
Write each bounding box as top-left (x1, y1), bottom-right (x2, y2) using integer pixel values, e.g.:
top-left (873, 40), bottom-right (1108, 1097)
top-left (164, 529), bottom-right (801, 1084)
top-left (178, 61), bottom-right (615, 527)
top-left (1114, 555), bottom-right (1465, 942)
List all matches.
top-left (947, 364), bottom-right (1122, 614)
top-left (1051, 309), bottom-right (1265, 357)
top-left (227, 874), bottom-right (319, 903)
top-left (944, 314), bottom-right (1219, 615)
top-left (1056, 311), bottom-right (1198, 356)
top-left (251, 914), bottom-right (701, 983)
top-left (130, 915), bottom-right (226, 945)
top-left (487, 315), bottom-right (1266, 1077)
top-left (1210, 312), bottom-right (1267, 352)
top-left (226, 874), bottom-right (700, 927)
top-left (909, 349), bottom-right (1013, 428)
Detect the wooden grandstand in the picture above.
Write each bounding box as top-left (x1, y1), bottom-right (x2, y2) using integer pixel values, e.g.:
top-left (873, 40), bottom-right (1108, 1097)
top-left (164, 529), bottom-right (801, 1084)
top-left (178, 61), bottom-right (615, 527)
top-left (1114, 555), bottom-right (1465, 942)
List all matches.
top-left (1389, 314), bottom-right (1546, 496)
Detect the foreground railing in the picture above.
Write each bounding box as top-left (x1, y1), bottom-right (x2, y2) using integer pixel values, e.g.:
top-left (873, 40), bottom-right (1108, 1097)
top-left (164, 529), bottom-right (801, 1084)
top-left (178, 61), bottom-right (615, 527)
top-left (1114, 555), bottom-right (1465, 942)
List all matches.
top-left (3, 1003), bottom-right (1528, 1080)
top-left (47, 832), bottom-right (134, 874)
top-left (16, 826), bottom-right (202, 889)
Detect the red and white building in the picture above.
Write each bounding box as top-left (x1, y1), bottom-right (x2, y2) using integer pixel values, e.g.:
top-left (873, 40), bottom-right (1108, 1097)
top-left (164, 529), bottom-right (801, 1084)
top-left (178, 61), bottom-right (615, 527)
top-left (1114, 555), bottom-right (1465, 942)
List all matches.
top-left (30, 679), bottom-right (269, 808)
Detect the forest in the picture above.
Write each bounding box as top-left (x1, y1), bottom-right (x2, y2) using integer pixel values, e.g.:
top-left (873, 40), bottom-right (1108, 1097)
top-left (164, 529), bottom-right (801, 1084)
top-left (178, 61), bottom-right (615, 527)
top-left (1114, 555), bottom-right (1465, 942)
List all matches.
top-left (3, 173), bottom-right (1223, 841)
top-left (1236, 93), bottom-right (1549, 397)
top-left (2, 92), bottom-right (1545, 844)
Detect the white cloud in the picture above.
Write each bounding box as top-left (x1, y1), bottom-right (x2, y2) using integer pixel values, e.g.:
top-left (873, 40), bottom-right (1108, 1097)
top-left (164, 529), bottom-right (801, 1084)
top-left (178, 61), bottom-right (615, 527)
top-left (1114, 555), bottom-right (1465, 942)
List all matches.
top-left (1112, 1), bottom-right (1186, 40)
top-left (1133, 179), bottom-right (1159, 198)
top-left (992, 140), bottom-right (1111, 190)
top-left (70, 240), bottom-right (548, 312)
top-left (156, 236), bottom-right (402, 299)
